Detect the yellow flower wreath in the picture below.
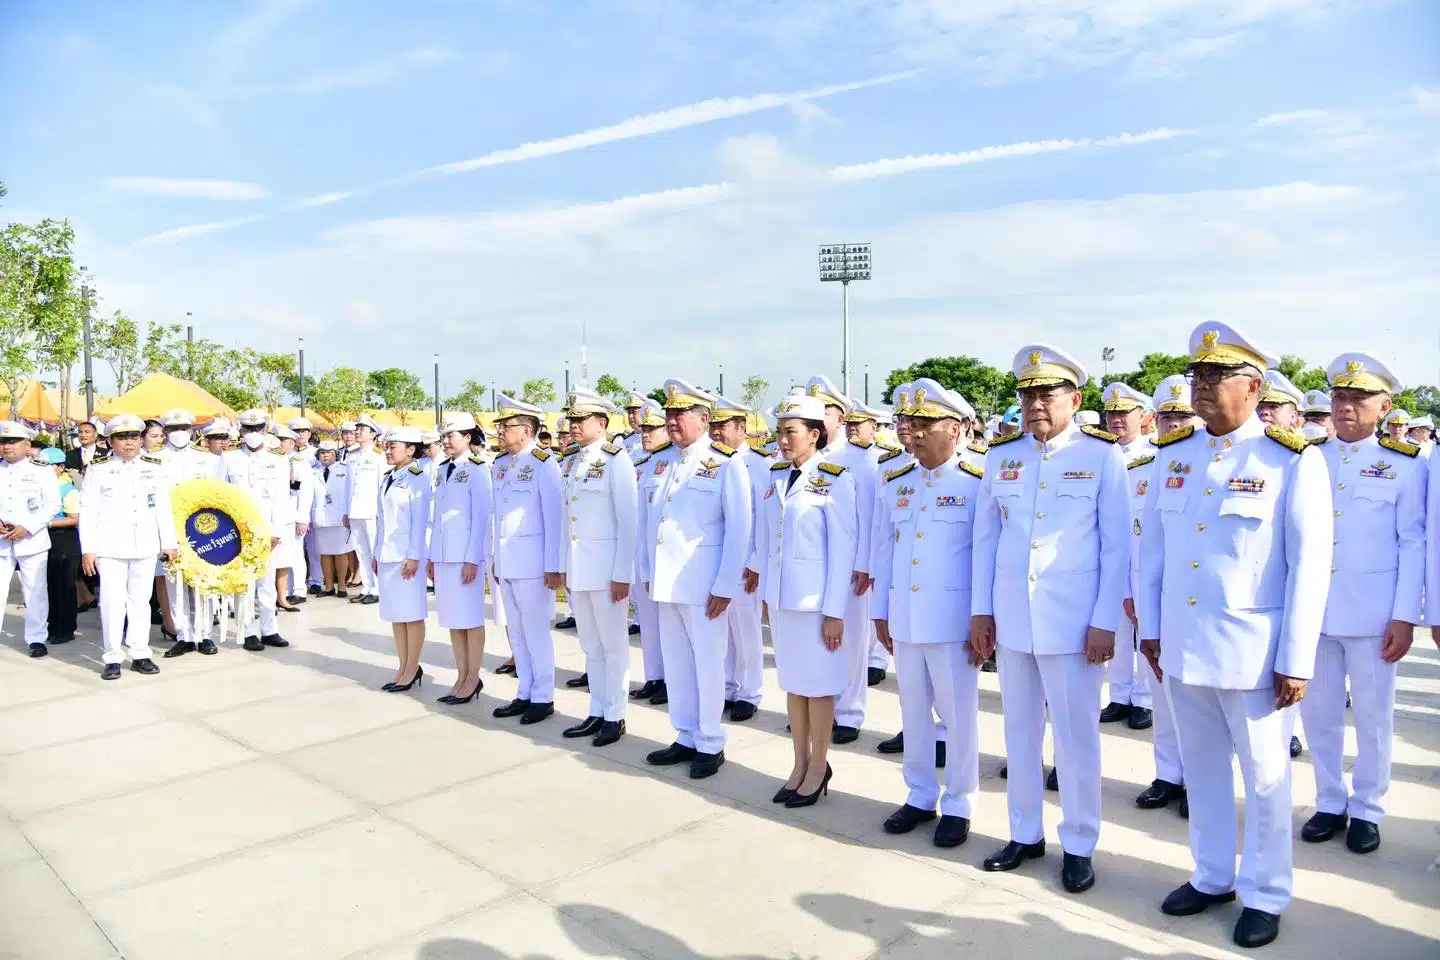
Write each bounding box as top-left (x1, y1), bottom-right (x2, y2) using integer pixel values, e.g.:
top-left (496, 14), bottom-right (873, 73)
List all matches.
top-left (169, 478), bottom-right (273, 594)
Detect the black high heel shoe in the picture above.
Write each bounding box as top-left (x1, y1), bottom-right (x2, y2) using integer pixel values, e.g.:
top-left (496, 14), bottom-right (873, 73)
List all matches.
top-left (384, 666), bottom-right (424, 693)
top-left (785, 763), bottom-right (833, 808)
top-left (439, 680), bottom-right (483, 704)
top-left (773, 783), bottom-right (799, 804)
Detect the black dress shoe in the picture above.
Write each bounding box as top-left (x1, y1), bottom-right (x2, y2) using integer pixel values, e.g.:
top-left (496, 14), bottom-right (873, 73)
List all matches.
top-left (882, 804), bottom-right (937, 834)
top-left (933, 815), bottom-right (970, 848)
top-left (723, 698), bottom-right (736, 711)
top-left (349, 593), bottom-right (366, 603)
top-left (999, 764), bottom-right (1008, 779)
top-left (1061, 853), bottom-right (1095, 893)
top-left (689, 751), bottom-right (725, 778)
top-left (981, 656), bottom-right (997, 673)
top-left (285, 594), bottom-right (306, 605)
top-left (1161, 882), bottom-right (1236, 916)
top-left (555, 616), bottom-right (576, 629)
top-left (593, 719), bottom-right (625, 746)
top-left (1233, 908), bottom-right (1281, 948)
top-left (492, 697), bottom-right (531, 718)
top-left (163, 639), bottom-right (196, 658)
top-left (49, 633), bottom-right (73, 645)
top-left (1289, 735), bottom-right (1302, 758)
top-left (28, 642), bottom-right (48, 658)
top-left (1135, 779), bottom-right (1185, 809)
top-left (628, 623), bottom-right (641, 635)
top-left (565, 672), bottom-right (589, 688)
top-left (1128, 707), bottom-right (1153, 730)
top-left (1301, 810), bottom-right (1348, 843)
top-left (936, 741), bottom-right (946, 768)
top-left (360, 595), bottom-right (379, 605)
top-left (867, 666), bottom-right (887, 686)
top-left (1046, 766), bottom-right (1059, 791)
top-left (646, 741), bottom-right (697, 765)
top-left (308, 584), bottom-right (324, 596)
top-left (243, 635), bottom-right (264, 651)
top-left (831, 724), bottom-right (859, 744)
top-left (729, 700), bottom-right (757, 722)
top-left (982, 839), bottom-right (1046, 872)
top-left (102, 663), bottom-right (122, 680)
top-left (647, 680), bottom-right (668, 705)
top-left (1346, 818), bottom-right (1380, 854)
top-left (877, 732), bottom-right (904, 754)
top-left (131, 658), bottom-right (160, 675)
top-left (563, 715), bottom-right (604, 738)
top-left (1178, 793), bottom-right (1189, 819)
top-left (197, 639), bottom-right (218, 655)
top-left (261, 634), bottom-right (289, 647)
top-left (520, 702), bottom-right (554, 725)
top-left (495, 661), bottom-right (516, 675)
top-left (630, 680), bottom-right (658, 700)
top-left (1099, 702), bottom-right (1131, 723)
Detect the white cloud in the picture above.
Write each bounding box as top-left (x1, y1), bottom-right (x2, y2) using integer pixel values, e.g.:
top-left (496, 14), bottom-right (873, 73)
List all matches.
top-left (135, 215), bottom-right (266, 247)
top-left (295, 191), bottom-right (354, 209)
top-left (226, 46), bottom-right (455, 97)
top-left (1255, 109), bottom-right (1330, 127)
top-left (831, 128), bottom-right (1189, 181)
top-left (106, 177), bottom-right (268, 200)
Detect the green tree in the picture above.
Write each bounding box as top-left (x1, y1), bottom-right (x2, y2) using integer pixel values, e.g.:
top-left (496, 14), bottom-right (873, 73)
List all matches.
top-left (311, 366), bottom-right (369, 427)
top-left (646, 386), bottom-right (666, 404)
top-left (444, 378), bottom-right (490, 412)
top-left (140, 324), bottom-right (259, 408)
top-left (367, 367), bottom-right (429, 413)
top-left (255, 351), bottom-right (299, 412)
top-left (93, 308), bottom-right (148, 393)
top-left (1104, 352), bottom-right (1190, 396)
top-left (1409, 385), bottom-right (1440, 417)
top-left (0, 218), bottom-right (79, 419)
top-left (594, 373), bottom-right (627, 403)
top-left (740, 374), bottom-right (769, 411)
top-left (521, 376), bottom-right (556, 406)
top-left (882, 356), bottom-right (1011, 420)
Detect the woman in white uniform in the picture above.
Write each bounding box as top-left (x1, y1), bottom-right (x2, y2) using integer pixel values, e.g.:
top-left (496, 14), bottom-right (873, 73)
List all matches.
top-left (747, 394), bottom-right (858, 808)
top-left (311, 442), bottom-right (353, 595)
top-left (428, 414), bottom-right (493, 705)
top-left (372, 426), bottom-right (433, 692)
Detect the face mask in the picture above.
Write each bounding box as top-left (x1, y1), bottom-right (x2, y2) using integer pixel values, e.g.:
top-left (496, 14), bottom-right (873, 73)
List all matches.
top-left (168, 430), bottom-right (190, 447)
top-left (243, 433), bottom-right (265, 450)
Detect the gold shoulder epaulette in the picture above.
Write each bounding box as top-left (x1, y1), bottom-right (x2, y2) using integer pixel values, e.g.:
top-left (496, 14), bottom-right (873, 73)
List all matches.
top-left (877, 440), bottom-right (901, 452)
top-left (653, 440), bottom-right (672, 453)
top-left (91, 452), bottom-right (110, 465)
top-left (140, 454), bottom-right (162, 465)
top-left (711, 442), bottom-right (735, 457)
top-left (878, 449), bottom-right (904, 464)
top-left (1081, 424), bottom-right (1118, 443)
top-left (1379, 435), bottom-right (1420, 458)
top-left (633, 453), bottom-right (651, 467)
top-left (988, 432), bottom-right (1024, 447)
top-left (408, 463), bottom-right (424, 475)
top-left (848, 437), bottom-right (873, 450)
top-left (560, 443), bottom-right (579, 458)
top-left (959, 461), bottom-right (984, 479)
top-left (1307, 435), bottom-right (1329, 447)
top-left (1264, 424), bottom-right (1307, 454)
top-left (885, 462), bottom-right (917, 483)
top-left (1128, 454), bottom-right (1156, 470)
top-left (532, 447), bottom-right (552, 462)
top-left (967, 440), bottom-right (989, 454)
top-left (748, 439), bottom-right (769, 454)
top-left (817, 462), bottom-right (846, 476)
top-left (602, 442), bottom-right (621, 455)
top-left (469, 453), bottom-right (486, 464)
top-left (770, 460), bottom-right (792, 471)
top-left (1154, 425), bottom-right (1194, 448)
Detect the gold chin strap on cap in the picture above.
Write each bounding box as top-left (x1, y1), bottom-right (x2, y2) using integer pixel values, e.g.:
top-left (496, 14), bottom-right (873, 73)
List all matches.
top-left (1330, 359), bottom-right (1392, 393)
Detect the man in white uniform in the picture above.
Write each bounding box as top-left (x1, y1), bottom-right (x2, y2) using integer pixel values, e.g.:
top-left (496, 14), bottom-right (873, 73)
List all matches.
top-left (711, 394), bottom-right (767, 723)
top-left (628, 399), bottom-right (670, 704)
top-left (1298, 353), bottom-right (1425, 856)
top-left (1099, 382), bottom-right (1157, 730)
top-left (276, 426), bottom-right (315, 606)
top-left (343, 415), bottom-right (386, 604)
top-left (1301, 392), bottom-right (1333, 439)
top-left (79, 414), bottom-right (179, 678)
top-left (638, 379), bottom-right (753, 779)
top-left (490, 395), bottom-right (563, 725)
top-left (559, 388), bottom-right (638, 746)
top-left (0, 421), bottom-right (60, 657)
top-left (1138, 323), bottom-right (1331, 949)
top-left (1405, 415), bottom-right (1434, 457)
top-left (221, 409), bottom-right (291, 651)
top-left (155, 409), bottom-right (226, 657)
top-left (845, 398), bottom-right (897, 685)
top-left (872, 381), bottom-right (984, 848)
top-left (971, 345), bottom-right (1129, 894)
top-left (623, 393), bottom-right (647, 460)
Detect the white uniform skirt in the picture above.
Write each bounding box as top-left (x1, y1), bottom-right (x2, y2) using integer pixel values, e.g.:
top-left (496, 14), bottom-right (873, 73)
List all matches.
top-left (315, 525), bottom-right (352, 555)
top-left (271, 529), bottom-right (294, 569)
top-left (771, 608), bottom-right (847, 697)
top-left (378, 561), bottom-right (428, 623)
top-left (434, 561), bottom-right (486, 630)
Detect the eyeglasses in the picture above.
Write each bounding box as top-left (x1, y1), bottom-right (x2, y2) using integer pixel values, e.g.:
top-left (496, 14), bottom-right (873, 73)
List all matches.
top-left (1184, 365), bottom-right (1251, 386)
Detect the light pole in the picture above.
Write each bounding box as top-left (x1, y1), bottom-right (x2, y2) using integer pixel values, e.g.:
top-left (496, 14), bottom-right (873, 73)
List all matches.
top-left (297, 338), bottom-right (307, 417)
top-left (1102, 346), bottom-right (1115, 379)
top-left (864, 362), bottom-right (870, 405)
top-left (718, 362), bottom-right (724, 397)
top-left (81, 283), bottom-right (95, 420)
top-left (818, 243), bottom-right (871, 396)
top-left (564, 360), bottom-right (571, 396)
top-left (433, 354), bottom-right (442, 425)
top-left (186, 312), bottom-right (194, 380)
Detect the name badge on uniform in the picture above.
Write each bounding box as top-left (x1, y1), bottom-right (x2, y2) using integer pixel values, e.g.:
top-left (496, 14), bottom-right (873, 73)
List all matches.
top-left (1360, 460), bottom-right (1395, 479)
top-left (1227, 477), bottom-right (1265, 493)
top-left (999, 459), bottom-right (1022, 482)
top-left (936, 495), bottom-right (965, 508)
top-left (26, 498), bottom-right (38, 511)
top-left (147, 493), bottom-right (156, 508)
top-left (1062, 471), bottom-right (1093, 481)
top-left (325, 494), bottom-right (333, 505)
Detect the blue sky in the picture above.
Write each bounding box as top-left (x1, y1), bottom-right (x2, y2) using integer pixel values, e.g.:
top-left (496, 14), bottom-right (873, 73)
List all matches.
top-left (2, 0), bottom-right (1437, 404)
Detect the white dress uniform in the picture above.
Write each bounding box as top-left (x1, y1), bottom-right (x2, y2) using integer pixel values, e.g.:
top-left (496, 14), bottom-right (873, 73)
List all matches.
top-left (1138, 324), bottom-right (1332, 918)
top-left (1110, 428), bottom-right (1157, 713)
top-left (823, 430), bottom-right (882, 733)
top-left (752, 447), bottom-right (858, 695)
top-left (972, 348), bottom-right (1130, 860)
top-left (492, 427), bottom-right (563, 705)
top-left (430, 453), bottom-right (493, 629)
top-left (79, 440), bottom-right (178, 665)
top-left (559, 427), bottom-right (639, 723)
top-left (0, 424), bottom-right (60, 650)
top-left (156, 437), bottom-right (224, 645)
top-left (873, 442), bottom-right (984, 819)
top-left (312, 456), bottom-right (353, 556)
top-left (1299, 355), bottom-right (1426, 833)
top-left (637, 380), bottom-right (753, 757)
top-left (628, 406), bottom-right (667, 688)
top-left (221, 440), bottom-right (290, 640)
top-left (720, 416), bottom-right (769, 712)
top-left (282, 450), bottom-right (315, 582)
top-left (374, 460), bottom-right (433, 622)
top-left (344, 439), bottom-right (388, 599)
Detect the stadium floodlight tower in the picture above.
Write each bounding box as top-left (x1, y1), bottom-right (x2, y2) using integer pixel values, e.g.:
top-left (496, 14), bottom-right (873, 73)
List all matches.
top-left (818, 243), bottom-right (871, 397)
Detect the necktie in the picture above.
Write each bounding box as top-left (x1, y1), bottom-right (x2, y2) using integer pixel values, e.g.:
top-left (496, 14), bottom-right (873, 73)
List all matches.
top-left (383, 472), bottom-right (395, 494)
top-left (786, 468), bottom-right (800, 493)
top-left (446, 461), bottom-right (456, 480)
top-left (323, 466), bottom-right (330, 482)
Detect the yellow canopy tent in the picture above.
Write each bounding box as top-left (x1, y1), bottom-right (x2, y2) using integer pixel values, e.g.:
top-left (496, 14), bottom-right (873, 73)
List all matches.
top-left (0, 380), bottom-right (62, 427)
top-left (96, 373), bottom-right (237, 424)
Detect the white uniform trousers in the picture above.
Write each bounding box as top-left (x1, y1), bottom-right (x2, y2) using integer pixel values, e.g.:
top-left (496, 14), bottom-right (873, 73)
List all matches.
top-left (631, 579), bottom-right (663, 682)
top-left (1168, 677), bottom-right (1294, 915)
top-left (97, 557), bottom-right (155, 664)
top-left (657, 601), bottom-right (728, 755)
top-left (1300, 633), bottom-right (1395, 823)
top-left (723, 588), bottom-right (763, 706)
top-left (499, 577), bottom-right (555, 703)
top-left (997, 647), bottom-right (1103, 856)
top-left (304, 529), bottom-right (323, 587)
top-left (350, 518), bottom-right (378, 596)
top-left (896, 642), bottom-right (979, 817)
top-left (572, 589), bottom-right (630, 721)
top-left (243, 550), bottom-right (279, 639)
top-left (1, 552), bottom-right (49, 646)
top-left (869, 631), bottom-right (891, 670)
top-left (489, 571), bottom-right (507, 626)
top-left (1147, 662), bottom-right (1183, 785)
top-left (169, 583), bottom-right (212, 644)
top-left (833, 590), bottom-right (873, 729)
top-left (1106, 615), bottom-right (1151, 709)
